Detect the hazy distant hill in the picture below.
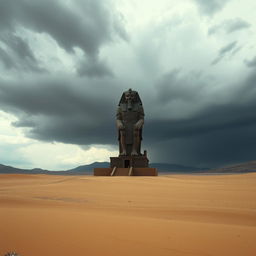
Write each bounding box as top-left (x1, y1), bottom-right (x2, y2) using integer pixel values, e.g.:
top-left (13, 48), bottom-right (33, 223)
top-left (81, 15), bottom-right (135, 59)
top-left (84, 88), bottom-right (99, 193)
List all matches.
top-left (149, 163), bottom-right (207, 173)
top-left (68, 162), bottom-right (109, 172)
top-left (0, 163), bottom-right (90, 175)
top-left (0, 164), bottom-right (55, 175)
top-left (209, 161), bottom-right (256, 173)
top-left (0, 161), bottom-right (256, 175)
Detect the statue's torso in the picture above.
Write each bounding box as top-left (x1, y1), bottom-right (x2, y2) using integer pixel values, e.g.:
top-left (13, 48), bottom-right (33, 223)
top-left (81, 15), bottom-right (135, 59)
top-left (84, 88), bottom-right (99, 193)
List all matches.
top-left (118, 103), bottom-right (143, 124)
top-left (117, 103), bottom-right (144, 144)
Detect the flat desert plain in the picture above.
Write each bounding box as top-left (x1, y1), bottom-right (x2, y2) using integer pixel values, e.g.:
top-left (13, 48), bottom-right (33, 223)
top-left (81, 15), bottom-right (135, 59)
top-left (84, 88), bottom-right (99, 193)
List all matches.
top-left (0, 173), bottom-right (256, 256)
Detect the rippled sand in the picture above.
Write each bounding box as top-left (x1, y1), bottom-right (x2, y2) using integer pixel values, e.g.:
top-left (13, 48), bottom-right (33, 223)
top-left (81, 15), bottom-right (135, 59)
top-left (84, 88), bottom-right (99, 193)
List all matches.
top-left (0, 173), bottom-right (256, 256)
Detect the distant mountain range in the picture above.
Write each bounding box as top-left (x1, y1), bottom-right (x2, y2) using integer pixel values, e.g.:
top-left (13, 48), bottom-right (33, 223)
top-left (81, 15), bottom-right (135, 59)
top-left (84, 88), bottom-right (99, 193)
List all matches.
top-left (0, 161), bottom-right (256, 175)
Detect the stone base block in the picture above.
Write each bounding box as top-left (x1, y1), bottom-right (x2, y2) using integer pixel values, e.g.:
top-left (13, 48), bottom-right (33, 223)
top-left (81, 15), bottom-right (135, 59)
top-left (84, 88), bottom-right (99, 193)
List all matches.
top-left (94, 168), bottom-right (112, 176)
top-left (94, 167), bottom-right (158, 176)
top-left (110, 155), bottom-right (149, 168)
top-left (132, 168), bottom-right (158, 176)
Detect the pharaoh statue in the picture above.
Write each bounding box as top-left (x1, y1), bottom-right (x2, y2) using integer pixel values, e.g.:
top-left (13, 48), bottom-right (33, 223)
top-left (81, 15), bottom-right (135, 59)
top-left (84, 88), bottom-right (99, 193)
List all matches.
top-left (94, 88), bottom-right (157, 175)
top-left (116, 88), bottom-right (144, 156)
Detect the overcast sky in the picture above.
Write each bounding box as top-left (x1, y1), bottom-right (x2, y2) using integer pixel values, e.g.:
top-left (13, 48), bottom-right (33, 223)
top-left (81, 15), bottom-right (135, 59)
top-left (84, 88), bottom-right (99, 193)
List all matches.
top-left (0, 0), bottom-right (255, 170)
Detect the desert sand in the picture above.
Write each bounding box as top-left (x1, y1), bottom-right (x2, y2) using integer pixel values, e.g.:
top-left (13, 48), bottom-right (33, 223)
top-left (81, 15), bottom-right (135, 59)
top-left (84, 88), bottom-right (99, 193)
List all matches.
top-left (0, 173), bottom-right (256, 256)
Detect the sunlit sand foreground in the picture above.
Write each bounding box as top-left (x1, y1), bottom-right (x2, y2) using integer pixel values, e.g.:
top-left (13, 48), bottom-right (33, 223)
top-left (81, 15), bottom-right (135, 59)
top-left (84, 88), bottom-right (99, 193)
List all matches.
top-left (0, 173), bottom-right (256, 256)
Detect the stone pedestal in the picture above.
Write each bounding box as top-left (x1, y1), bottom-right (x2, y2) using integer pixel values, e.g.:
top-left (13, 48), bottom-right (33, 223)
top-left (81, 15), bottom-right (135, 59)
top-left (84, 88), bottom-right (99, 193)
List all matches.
top-left (110, 155), bottom-right (149, 168)
top-left (93, 151), bottom-right (157, 176)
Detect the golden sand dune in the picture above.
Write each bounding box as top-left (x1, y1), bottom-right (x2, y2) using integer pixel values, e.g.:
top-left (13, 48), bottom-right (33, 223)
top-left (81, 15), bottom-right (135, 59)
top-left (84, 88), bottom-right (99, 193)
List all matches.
top-left (0, 173), bottom-right (256, 256)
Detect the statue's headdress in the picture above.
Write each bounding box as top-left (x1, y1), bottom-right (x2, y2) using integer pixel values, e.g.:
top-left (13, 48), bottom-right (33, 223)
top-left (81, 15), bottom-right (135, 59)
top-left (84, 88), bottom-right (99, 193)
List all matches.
top-left (118, 88), bottom-right (142, 106)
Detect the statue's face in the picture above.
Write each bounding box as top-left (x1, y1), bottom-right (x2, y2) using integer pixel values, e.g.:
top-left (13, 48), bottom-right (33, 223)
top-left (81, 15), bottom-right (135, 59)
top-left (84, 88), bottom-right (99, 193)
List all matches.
top-left (125, 92), bottom-right (135, 102)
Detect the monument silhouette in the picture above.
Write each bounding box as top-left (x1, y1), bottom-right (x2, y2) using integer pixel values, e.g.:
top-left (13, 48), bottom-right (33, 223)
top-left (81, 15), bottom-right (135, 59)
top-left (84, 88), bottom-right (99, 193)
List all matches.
top-left (94, 89), bottom-right (157, 176)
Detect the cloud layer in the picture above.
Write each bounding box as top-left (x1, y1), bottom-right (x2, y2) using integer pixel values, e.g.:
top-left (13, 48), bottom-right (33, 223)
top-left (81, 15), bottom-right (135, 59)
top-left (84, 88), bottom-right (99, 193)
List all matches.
top-left (0, 0), bottom-right (256, 168)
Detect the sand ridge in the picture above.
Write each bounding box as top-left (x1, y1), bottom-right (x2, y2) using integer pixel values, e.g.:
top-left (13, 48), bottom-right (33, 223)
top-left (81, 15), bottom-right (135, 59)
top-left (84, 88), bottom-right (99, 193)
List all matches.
top-left (0, 173), bottom-right (256, 256)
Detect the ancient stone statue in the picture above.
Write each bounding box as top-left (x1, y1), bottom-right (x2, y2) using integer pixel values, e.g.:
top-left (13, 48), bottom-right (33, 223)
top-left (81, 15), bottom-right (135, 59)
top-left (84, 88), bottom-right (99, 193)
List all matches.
top-left (116, 88), bottom-right (144, 156)
top-left (94, 88), bottom-right (157, 175)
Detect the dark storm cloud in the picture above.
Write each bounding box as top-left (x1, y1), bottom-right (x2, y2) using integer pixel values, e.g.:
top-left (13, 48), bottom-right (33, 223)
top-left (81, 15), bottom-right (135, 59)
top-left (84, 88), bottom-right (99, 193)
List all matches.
top-left (0, 0), bottom-right (127, 146)
top-left (219, 41), bottom-right (238, 55)
top-left (244, 56), bottom-right (256, 68)
top-left (150, 69), bottom-right (256, 145)
top-left (155, 69), bottom-right (204, 104)
top-left (211, 41), bottom-right (238, 65)
top-left (193, 0), bottom-right (230, 15)
top-left (0, 32), bottom-right (44, 72)
top-left (0, 0), bottom-right (109, 55)
top-left (147, 124), bottom-right (256, 168)
top-left (0, 0), bottom-right (126, 76)
top-left (0, 46), bottom-right (14, 69)
top-left (0, 76), bottom-right (120, 145)
top-left (144, 70), bottom-right (256, 167)
top-left (208, 18), bottom-right (251, 35)
top-left (77, 57), bottom-right (113, 77)
top-left (1, 33), bottom-right (34, 60)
